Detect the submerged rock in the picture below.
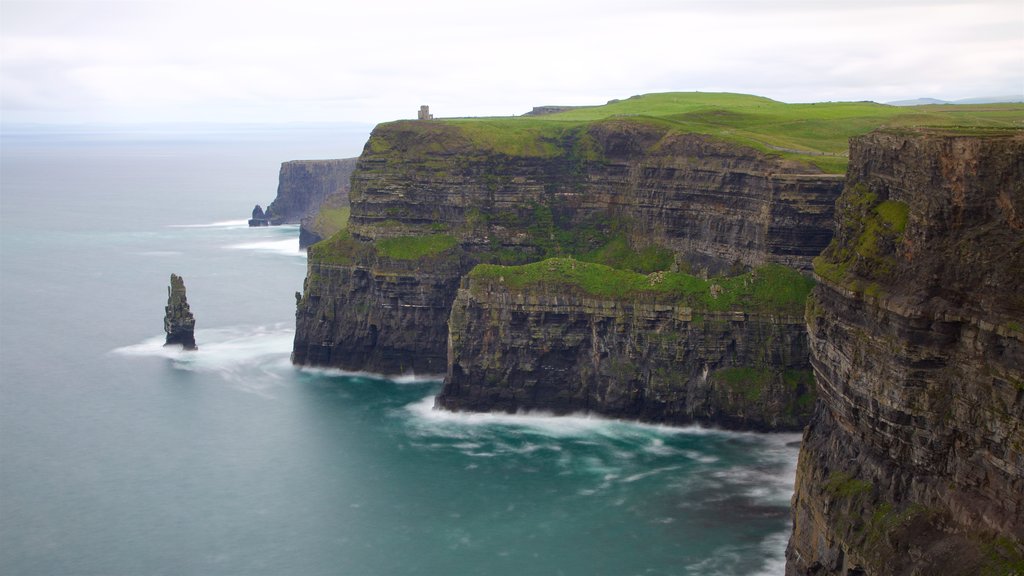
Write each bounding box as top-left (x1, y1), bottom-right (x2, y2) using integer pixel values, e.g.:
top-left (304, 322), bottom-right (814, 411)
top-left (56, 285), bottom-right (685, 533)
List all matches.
top-left (164, 273), bottom-right (197, 350)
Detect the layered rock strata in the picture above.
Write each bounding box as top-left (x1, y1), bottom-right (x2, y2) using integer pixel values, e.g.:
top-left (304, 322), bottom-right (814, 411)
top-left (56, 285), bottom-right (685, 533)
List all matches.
top-left (786, 129), bottom-right (1024, 575)
top-left (164, 273), bottom-right (197, 350)
top-left (346, 120), bottom-right (842, 274)
top-left (435, 264), bottom-right (815, 430)
top-left (257, 158), bottom-right (357, 226)
top-left (293, 120), bottom-right (843, 375)
top-left (293, 249), bottom-right (467, 373)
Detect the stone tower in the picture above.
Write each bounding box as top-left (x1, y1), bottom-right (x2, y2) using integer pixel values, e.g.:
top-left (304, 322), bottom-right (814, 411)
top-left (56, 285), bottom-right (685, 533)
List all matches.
top-left (417, 105), bottom-right (433, 120)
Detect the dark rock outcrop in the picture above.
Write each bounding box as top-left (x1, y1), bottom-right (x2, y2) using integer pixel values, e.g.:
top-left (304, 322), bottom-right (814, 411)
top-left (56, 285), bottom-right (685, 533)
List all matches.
top-left (265, 158), bottom-right (357, 225)
top-left (293, 120), bottom-right (843, 377)
top-left (248, 204), bottom-right (270, 227)
top-left (786, 129), bottom-right (1024, 575)
top-left (435, 265), bottom-right (815, 430)
top-left (164, 273), bottom-right (197, 350)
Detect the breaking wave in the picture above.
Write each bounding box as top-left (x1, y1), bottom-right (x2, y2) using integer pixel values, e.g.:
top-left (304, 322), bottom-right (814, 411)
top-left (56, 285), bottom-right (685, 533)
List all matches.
top-left (225, 237), bottom-right (303, 256)
top-left (110, 323), bottom-right (295, 396)
top-left (167, 219), bottom-right (250, 229)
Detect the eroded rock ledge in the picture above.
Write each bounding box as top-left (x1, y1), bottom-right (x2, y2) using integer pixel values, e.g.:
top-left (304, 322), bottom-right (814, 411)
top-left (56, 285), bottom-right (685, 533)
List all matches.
top-left (435, 261), bottom-right (816, 430)
top-left (785, 128), bottom-right (1024, 575)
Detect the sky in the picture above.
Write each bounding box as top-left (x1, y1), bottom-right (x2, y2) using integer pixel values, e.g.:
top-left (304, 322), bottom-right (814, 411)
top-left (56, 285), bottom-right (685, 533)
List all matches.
top-left (1, 0), bottom-right (1022, 127)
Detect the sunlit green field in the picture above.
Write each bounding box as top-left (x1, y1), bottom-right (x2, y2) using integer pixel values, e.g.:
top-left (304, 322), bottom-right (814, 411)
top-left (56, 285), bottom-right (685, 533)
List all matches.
top-left (432, 92), bottom-right (1023, 172)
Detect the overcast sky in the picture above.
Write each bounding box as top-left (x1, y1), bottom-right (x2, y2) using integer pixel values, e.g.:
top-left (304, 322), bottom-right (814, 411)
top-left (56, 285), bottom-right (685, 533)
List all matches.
top-left (2, 0), bottom-right (1022, 126)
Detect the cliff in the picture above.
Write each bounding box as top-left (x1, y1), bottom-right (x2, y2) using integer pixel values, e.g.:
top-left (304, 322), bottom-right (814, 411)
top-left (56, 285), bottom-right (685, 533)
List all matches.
top-left (259, 158), bottom-right (357, 226)
top-left (436, 259), bottom-right (816, 430)
top-left (293, 113), bottom-right (844, 375)
top-left (346, 118), bottom-right (843, 274)
top-left (164, 273), bottom-right (197, 350)
top-left (786, 129), bottom-right (1024, 575)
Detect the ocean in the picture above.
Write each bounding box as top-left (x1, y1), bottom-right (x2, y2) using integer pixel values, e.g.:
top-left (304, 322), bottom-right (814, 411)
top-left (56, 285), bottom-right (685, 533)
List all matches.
top-left (0, 127), bottom-right (799, 576)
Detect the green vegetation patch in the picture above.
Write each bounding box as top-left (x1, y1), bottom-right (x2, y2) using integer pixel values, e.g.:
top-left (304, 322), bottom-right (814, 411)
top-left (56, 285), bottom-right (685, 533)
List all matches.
top-left (874, 200), bottom-right (909, 233)
top-left (468, 258), bottom-right (814, 314)
top-left (309, 205), bottom-right (350, 240)
top-left (824, 471), bottom-right (873, 499)
top-left (980, 536), bottom-right (1024, 576)
top-left (393, 92), bottom-right (1024, 173)
top-left (713, 367), bottom-right (772, 401)
top-left (376, 234), bottom-right (458, 260)
top-left (581, 235), bottom-right (675, 274)
top-left (814, 183), bottom-right (909, 289)
top-left (308, 229), bottom-right (374, 266)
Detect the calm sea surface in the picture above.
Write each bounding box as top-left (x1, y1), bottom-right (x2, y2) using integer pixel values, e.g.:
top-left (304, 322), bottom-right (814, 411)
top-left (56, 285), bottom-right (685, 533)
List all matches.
top-left (0, 128), bottom-right (798, 576)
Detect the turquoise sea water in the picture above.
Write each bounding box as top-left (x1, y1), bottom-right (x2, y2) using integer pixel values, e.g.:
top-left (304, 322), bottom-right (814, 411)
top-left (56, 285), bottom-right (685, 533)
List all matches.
top-left (0, 128), bottom-right (798, 575)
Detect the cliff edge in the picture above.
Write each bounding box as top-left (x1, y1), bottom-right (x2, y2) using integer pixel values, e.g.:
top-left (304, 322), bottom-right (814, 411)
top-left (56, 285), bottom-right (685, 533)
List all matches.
top-left (786, 128), bottom-right (1024, 575)
top-left (293, 111), bottom-right (843, 375)
top-left (249, 158), bottom-right (357, 235)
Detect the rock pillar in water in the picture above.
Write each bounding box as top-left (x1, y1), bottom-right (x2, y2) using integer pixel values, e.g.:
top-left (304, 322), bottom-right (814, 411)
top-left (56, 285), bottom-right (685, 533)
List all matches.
top-left (164, 273), bottom-right (197, 350)
top-left (248, 204), bottom-right (270, 227)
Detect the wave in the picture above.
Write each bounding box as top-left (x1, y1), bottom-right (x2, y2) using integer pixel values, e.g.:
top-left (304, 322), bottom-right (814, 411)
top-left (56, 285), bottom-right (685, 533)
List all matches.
top-left (225, 238), bottom-right (304, 257)
top-left (681, 528), bottom-right (792, 576)
top-left (167, 219), bottom-right (250, 229)
top-left (747, 530), bottom-right (791, 576)
top-left (298, 366), bottom-right (443, 384)
top-left (406, 395), bottom-right (802, 442)
top-left (110, 324), bottom-right (295, 395)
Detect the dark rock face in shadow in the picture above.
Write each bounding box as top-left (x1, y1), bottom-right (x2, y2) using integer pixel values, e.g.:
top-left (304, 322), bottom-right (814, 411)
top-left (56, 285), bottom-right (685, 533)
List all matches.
top-left (786, 129), bottom-right (1024, 575)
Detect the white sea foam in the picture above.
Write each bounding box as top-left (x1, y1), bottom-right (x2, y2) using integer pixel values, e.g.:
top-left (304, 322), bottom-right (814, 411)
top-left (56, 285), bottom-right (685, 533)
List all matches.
top-left (747, 530), bottom-right (791, 576)
top-left (167, 219), bottom-right (250, 229)
top-left (404, 395), bottom-right (711, 439)
top-left (226, 237), bottom-right (304, 257)
top-left (403, 395), bottom-right (801, 445)
top-left (298, 366), bottom-right (443, 384)
top-left (621, 466), bottom-right (682, 483)
top-left (110, 324), bottom-right (295, 395)
top-left (683, 529), bottom-right (790, 576)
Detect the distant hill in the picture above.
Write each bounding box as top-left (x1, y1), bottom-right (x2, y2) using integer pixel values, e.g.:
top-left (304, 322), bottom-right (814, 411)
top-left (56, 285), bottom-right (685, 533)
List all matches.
top-left (887, 95), bottom-right (1024, 106)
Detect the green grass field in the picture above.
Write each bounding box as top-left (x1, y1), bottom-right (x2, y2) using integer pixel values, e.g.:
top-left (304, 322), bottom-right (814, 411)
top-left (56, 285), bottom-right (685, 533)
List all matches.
top-left (468, 258), bottom-right (814, 314)
top-left (423, 92), bottom-right (1023, 172)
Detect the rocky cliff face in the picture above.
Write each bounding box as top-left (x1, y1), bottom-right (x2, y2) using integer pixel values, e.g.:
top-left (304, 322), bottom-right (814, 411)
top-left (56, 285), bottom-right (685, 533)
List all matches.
top-left (786, 129), bottom-right (1024, 575)
top-left (293, 120), bottom-right (842, 376)
top-left (164, 273), bottom-right (197, 350)
top-left (435, 263), bottom-right (815, 430)
top-left (264, 158), bottom-right (357, 225)
top-left (293, 247), bottom-right (468, 374)
top-left (347, 120), bottom-right (842, 274)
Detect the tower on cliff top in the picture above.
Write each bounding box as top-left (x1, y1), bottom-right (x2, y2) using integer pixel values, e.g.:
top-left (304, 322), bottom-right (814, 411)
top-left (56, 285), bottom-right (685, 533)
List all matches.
top-left (417, 105), bottom-right (433, 120)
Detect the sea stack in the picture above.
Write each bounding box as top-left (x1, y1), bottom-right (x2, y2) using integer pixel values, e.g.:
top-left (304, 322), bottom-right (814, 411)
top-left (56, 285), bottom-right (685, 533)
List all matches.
top-left (248, 204), bottom-right (270, 227)
top-left (164, 273), bottom-right (197, 350)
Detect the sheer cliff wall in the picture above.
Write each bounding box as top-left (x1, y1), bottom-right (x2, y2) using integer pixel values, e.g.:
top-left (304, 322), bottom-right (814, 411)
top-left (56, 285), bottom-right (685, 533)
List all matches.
top-left (293, 120), bottom-right (843, 377)
top-left (435, 262), bottom-right (816, 430)
top-left (266, 158), bottom-right (357, 225)
top-left (786, 129), bottom-right (1024, 575)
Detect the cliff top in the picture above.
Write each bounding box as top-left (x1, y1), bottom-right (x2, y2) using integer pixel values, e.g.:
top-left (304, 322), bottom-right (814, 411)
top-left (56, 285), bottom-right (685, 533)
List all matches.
top-left (815, 128), bottom-right (1024, 326)
top-left (373, 92), bottom-right (1023, 173)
